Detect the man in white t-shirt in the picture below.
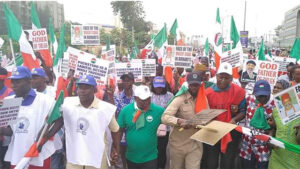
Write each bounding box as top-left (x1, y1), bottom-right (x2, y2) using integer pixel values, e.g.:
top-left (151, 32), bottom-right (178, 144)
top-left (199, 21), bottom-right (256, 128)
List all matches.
top-left (0, 66), bottom-right (60, 169)
top-left (47, 75), bottom-right (120, 169)
top-left (31, 68), bottom-right (56, 98)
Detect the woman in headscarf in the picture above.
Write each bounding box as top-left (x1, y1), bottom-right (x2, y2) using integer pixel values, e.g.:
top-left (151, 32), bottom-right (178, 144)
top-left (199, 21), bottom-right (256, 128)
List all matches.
top-left (269, 79), bottom-right (300, 168)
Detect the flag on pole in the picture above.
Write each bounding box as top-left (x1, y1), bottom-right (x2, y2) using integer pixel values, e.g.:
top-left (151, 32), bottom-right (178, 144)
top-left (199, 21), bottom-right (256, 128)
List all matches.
top-left (31, 2), bottom-right (52, 67)
top-left (47, 91), bottom-right (64, 124)
top-left (290, 38), bottom-right (300, 61)
top-left (4, 4), bottom-right (39, 70)
top-left (130, 40), bottom-right (139, 59)
top-left (106, 36), bottom-right (111, 51)
top-left (257, 39), bottom-right (266, 61)
top-left (204, 38), bottom-right (209, 56)
top-left (170, 18), bottom-right (178, 37)
top-left (154, 23), bottom-right (167, 49)
top-left (53, 24), bottom-right (66, 67)
top-left (213, 8), bottom-right (223, 70)
top-left (49, 17), bottom-right (58, 58)
top-left (230, 16), bottom-right (240, 49)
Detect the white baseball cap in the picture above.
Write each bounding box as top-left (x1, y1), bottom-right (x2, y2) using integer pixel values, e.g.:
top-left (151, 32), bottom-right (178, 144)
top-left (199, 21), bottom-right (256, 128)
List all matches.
top-left (134, 85), bottom-right (151, 100)
top-left (217, 62), bottom-right (232, 75)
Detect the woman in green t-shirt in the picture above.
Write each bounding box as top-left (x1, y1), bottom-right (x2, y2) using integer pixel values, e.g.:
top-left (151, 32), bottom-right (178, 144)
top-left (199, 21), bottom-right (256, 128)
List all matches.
top-left (269, 80), bottom-right (300, 168)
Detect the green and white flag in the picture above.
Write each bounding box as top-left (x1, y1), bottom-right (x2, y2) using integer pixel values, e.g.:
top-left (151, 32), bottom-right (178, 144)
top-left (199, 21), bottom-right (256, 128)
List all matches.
top-left (230, 16), bottom-right (240, 49)
top-left (53, 24), bottom-right (66, 67)
top-left (290, 38), bottom-right (300, 61)
top-left (257, 39), bottom-right (266, 61)
top-left (49, 17), bottom-right (58, 57)
top-left (204, 38), bottom-right (209, 56)
top-left (31, 2), bottom-right (41, 29)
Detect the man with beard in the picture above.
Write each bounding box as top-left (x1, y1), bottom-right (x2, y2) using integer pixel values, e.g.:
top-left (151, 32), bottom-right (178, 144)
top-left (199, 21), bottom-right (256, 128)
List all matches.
top-left (242, 60), bottom-right (257, 82)
top-left (161, 72), bottom-right (206, 169)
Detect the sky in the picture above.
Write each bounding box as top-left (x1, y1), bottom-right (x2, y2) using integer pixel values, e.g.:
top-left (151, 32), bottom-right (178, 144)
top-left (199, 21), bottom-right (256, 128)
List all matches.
top-left (61, 0), bottom-right (300, 43)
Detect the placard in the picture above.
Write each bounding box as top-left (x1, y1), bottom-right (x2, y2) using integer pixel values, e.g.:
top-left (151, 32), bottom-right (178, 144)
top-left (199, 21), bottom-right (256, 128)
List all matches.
top-left (60, 53), bottom-right (69, 78)
top-left (132, 59), bottom-right (156, 77)
top-left (256, 61), bottom-right (279, 87)
top-left (190, 120), bottom-right (237, 146)
top-left (102, 49), bottom-right (115, 62)
top-left (25, 28), bottom-right (48, 50)
top-left (0, 98), bottom-right (22, 127)
top-left (274, 84), bottom-right (300, 125)
top-left (241, 59), bottom-right (258, 83)
top-left (221, 47), bottom-right (243, 68)
top-left (74, 56), bottom-right (109, 85)
top-left (162, 45), bottom-right (175, 67)
top-left (71, 25), bottom-right (100, 45)
top-left (174, 46), bottom-right (193, 68)
top-left (273, 57), bottom-right (296, 72)
top-left (115, 62), bottom-right (143, 83)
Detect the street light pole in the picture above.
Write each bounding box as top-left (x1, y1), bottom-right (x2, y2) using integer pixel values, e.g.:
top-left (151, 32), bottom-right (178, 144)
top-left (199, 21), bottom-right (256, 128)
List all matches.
top-left (243, 1), bottom-right (247, 31)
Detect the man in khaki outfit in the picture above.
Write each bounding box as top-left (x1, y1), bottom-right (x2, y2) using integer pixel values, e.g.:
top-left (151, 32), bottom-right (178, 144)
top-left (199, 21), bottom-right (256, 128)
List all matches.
top-left (161, 72), bottom-right (204, 169)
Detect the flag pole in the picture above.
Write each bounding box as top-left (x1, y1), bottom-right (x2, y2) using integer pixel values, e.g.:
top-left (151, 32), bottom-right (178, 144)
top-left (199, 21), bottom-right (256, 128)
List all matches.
top-left (9, 39), bottom-right (16, 66)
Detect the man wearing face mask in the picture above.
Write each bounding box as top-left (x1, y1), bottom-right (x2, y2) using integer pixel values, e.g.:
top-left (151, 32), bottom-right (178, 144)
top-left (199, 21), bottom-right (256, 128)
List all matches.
top-left (239, 80), bottom-right (275, 169)
top-left (162, 72), bottom-right (207, 169)
top-left (117, 85), bottom-right (165, 169)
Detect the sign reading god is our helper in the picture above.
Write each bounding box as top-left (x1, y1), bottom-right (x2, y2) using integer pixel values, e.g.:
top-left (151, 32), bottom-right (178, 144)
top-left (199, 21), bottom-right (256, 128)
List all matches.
top-left (74, 56), bottom-right (110, 85)
top-left (115, 62), bottom-right (143, 83)
top-left (0, 98), bottom-right (22, 127)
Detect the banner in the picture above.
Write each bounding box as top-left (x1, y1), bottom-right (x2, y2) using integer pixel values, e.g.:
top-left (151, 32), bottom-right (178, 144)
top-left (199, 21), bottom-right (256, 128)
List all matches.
top-left (115, 62), bottom-right (143, 83)
top-left (132, 59), bottom-right (156, 77)
top-left (273, 57), bottom-right (296, 73)
top-left (221, 47), bottom-right (243, 68)
top-left (274, 84), bottom-right (300, 125)
top-left (25, 28), bottom-right (48, 50)
top-left (0, 98), bottom-right (22, 127)
top-left (74, 56), bottom-right (109, 85)
top-left (102, 49), bottom-right (115, 62)
top-left (71, 25), bottom-right (100, 45)
top-left (240, 31), bottom-right (249, 48)
top-left (256, 61), bottom-right (279, 87)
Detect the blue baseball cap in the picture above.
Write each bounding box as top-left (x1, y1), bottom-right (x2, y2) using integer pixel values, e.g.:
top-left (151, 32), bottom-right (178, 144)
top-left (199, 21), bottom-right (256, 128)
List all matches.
top-left (76, 75), bottom-right (97, 87)
top-left (254, 80), bottom-right (271, 96)
top-left (153, 76), bottom-right (165, 88)
top-left (9, 66), bottom-right (32, 79)
top-left (31, 68), bottom-right (46, 78)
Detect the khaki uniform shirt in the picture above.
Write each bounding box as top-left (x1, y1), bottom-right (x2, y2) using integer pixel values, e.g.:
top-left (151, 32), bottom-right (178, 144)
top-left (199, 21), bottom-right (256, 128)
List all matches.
top-left (161, 92), bottom-right (202, 152)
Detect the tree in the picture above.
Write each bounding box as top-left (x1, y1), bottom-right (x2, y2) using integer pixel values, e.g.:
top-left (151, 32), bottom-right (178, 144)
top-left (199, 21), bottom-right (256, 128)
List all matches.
top-left (111, 1), bottom-right (148, 33)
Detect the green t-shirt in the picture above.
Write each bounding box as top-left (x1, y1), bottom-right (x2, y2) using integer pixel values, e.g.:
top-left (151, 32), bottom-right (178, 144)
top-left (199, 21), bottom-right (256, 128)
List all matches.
top-left (117, 102), bottom-right (164, 163)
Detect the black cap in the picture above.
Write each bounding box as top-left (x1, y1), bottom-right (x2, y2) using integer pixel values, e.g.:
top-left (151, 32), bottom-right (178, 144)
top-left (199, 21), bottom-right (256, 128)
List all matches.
top-left (246, 60), bottom-right (256, 66)
top-left (187, 72), bottom-right (202, 85)
top-left (120, 72), bottom-right (134, 80)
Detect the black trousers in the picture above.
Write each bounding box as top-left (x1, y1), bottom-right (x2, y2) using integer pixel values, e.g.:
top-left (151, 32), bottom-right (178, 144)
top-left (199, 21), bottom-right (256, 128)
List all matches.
top-left (127, 159), bottom-right (158, 169)
top-left (201, 130), bottom-right (241, 169)
top-left (157, 132), bottom-right (169, 168)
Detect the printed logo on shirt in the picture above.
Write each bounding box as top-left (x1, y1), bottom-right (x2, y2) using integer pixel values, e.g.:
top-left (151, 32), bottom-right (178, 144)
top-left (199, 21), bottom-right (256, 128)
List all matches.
top-left (15, 117), bottom-right (30, 133)
top-left (77, 117), bottom-right (89, 135)
top-left (146, 115), bottom-right (153, 122)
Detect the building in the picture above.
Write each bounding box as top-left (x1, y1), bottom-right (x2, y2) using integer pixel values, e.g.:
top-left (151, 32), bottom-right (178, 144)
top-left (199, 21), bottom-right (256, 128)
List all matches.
top-left (0, 1), bottom-right (64, 35)
top-left (276, 4), bottom-right (300, 48)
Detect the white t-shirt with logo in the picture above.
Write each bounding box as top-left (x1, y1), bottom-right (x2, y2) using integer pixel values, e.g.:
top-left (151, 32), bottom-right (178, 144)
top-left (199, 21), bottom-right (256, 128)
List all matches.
top-left (62, 97), bottom-right (116, 168)
top-left (5, 92), bottom-right (61, 166)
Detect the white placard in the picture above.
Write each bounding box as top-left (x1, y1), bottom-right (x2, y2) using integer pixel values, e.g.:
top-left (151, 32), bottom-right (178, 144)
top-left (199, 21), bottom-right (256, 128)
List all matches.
top-left (132, 59), bottom-right (156, 77)
top-left (115, 62), bottom-right (143, 83)
top-left (0, 98), bottom-right (22, 127)
top-left (273, 57), bottom-right (296, 73)
top-left (220, 47), bottom-right (243, 68)
top-left (74, 56), bottom-right (109, 85)
top-left (71, 25), bottom-right (100, 45)
top-left (102, 49), bottom-right (116, 62)
top-left (25, 28), bottom-right (48, 50)
top-left (274, 84), bottom-right (300, 125)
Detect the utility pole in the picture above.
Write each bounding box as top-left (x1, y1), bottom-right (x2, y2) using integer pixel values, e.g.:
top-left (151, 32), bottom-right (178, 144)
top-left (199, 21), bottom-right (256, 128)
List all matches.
top-left (243, 1), bottom-right (247, 31)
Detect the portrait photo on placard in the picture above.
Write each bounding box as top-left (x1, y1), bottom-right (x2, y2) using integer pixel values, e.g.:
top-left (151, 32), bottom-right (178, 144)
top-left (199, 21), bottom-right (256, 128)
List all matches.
top-left (241, 59), bottom-right (258, 83)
